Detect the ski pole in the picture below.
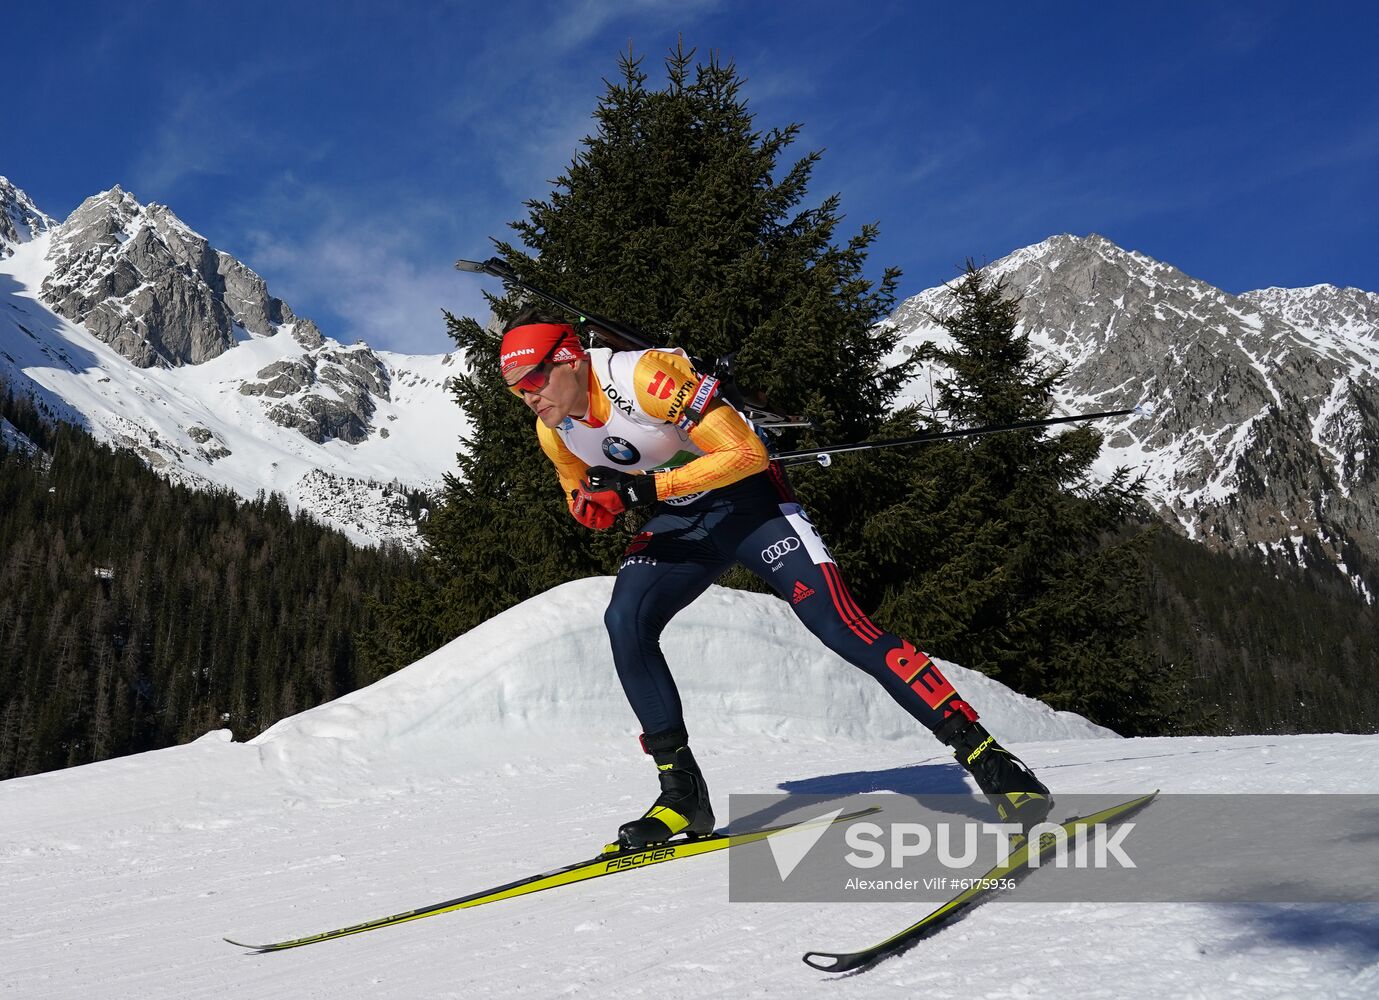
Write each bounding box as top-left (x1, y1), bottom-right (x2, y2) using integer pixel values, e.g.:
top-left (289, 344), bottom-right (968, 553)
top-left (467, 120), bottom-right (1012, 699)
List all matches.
top-left (771, 404), bottom-right (1153, 468)
top-left (455, 257), bottom-right (654, 353)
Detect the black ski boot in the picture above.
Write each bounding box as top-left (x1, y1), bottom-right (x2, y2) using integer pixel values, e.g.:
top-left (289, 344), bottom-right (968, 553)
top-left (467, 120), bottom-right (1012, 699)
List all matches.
top-left (616, 726), bottom-right (715, 851)
top-left (937, 705), bottom-right (1053, 830)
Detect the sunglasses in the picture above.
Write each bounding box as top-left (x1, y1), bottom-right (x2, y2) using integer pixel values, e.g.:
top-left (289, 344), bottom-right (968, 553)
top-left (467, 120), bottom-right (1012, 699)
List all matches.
top-left (505, 339), bottom-right (563, 395)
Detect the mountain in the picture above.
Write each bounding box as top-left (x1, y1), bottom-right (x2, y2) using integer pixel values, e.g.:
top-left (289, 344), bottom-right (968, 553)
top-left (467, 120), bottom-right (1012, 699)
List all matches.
top-left (3, 579), bottom-right (1375, 999)
top-left (40, 185), bottom-right (327, 368)
top-left (888, 235), bottom-right (1379, 598)
top-left (9, 174), bottom-right (1377, 574)
top-left (0, 177), bottom-right (467, 546)
top-left (0, 413), bottom-right (40, 457)
top-left (1, 176), bottom-right (54, 255)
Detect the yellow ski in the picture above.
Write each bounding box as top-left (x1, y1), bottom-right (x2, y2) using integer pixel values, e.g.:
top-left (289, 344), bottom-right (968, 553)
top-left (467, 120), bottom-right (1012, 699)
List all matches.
top-left (803, 791), bottom-right (1160, 973)
top-left (226, 805), bottom-right (878, 952)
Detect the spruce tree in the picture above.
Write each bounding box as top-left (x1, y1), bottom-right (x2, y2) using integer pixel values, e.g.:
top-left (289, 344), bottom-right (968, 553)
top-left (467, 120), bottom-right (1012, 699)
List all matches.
top-left (869, 263), bottom-right (1174, 733)
top-left (373, 43), bottom-right (912, 667)
top-left (0, 377), bottom-right (428, 778)
top-left (367, 48), bottom-right (1194, 739)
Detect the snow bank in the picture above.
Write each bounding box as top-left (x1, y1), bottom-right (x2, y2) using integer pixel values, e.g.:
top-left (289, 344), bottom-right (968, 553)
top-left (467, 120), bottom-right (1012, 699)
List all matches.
top-left (252, 577), bottom-right (1114, 770)
top-left (11, 581), bottom-right (1379, 1000)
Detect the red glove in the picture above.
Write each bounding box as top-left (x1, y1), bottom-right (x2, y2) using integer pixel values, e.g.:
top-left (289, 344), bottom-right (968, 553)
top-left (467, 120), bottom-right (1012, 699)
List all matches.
top-left (570, 487), bottom-right (616, 530)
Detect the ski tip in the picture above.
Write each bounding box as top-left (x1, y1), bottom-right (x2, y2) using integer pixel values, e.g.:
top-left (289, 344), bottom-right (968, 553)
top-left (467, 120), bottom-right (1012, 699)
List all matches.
top-left (803, 950), bottom-right (862, 973)
top-left (224, 937), bottom-right (267, 952)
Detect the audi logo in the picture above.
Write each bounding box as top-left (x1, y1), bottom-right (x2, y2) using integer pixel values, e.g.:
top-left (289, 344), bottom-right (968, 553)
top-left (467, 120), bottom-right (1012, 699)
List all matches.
top-left (761, 537), bottom-right (801, 562)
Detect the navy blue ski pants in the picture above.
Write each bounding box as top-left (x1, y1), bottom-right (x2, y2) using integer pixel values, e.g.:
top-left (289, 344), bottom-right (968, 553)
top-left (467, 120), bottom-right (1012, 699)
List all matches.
top-left (605, 466), bottom-right (969, 738)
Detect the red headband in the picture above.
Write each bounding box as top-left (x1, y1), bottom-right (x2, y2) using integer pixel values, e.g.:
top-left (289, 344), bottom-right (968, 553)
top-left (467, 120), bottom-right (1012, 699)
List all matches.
top-left (499, 323), bottom-right (588, 379)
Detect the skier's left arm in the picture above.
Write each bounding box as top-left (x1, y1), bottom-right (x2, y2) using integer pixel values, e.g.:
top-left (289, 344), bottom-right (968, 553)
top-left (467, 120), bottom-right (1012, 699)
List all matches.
top-left (632, 350), bottom-right (768, 500)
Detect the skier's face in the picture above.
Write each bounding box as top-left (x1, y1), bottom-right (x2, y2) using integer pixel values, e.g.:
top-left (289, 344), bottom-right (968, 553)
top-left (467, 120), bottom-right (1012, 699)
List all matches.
top-left (510, 359), bottom-right (589, 427)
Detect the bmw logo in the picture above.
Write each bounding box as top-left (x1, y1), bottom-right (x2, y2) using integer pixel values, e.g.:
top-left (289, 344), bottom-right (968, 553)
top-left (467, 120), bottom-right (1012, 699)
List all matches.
top-left (602, 436), bottom-right (641, 465)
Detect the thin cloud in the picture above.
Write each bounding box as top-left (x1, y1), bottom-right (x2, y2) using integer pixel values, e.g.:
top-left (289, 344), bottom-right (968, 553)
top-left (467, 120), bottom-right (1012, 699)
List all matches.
top-left (243, 221), bottom-right (483, 356)
top-left (1204, 3), bottom-right (1285, 52)
top-left (129, 58), bottom-right (314, 197)
top-left (438, 2), bottom-right (728, 204)
top-left (544, 0), bottom-right (722, 51)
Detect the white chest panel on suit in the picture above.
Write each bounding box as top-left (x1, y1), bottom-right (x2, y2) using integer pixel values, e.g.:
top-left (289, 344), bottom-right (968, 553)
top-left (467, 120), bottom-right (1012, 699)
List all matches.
top-left (555, 348), bottom-right (704, 480)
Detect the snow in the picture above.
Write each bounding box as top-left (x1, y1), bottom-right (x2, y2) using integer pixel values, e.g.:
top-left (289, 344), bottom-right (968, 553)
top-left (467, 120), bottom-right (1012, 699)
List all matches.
top-left (1312, 379), bottom-right (1358, 494)
top-left (0, 414), bottom-right (38, 456)
top-left (0, 232), bottom-right (468, 546)
top-left (877, 239), bottom-right (1379, 605)
top-left (3, 579), bottom-right (1377, 999)
top-left (1243, 285), bottom-right (1379, 376)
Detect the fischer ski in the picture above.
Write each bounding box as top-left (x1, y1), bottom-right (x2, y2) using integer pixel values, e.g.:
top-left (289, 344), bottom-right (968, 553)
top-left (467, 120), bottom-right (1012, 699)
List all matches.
top-left (226, 806), bottom-right (878, 953)
top-left (802, 791), bottom-right (1159, 973)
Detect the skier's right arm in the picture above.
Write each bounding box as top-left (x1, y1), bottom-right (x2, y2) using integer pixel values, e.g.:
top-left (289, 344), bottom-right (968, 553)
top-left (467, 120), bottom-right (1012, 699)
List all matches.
top-left (536, 420), bottom-right (614, 530)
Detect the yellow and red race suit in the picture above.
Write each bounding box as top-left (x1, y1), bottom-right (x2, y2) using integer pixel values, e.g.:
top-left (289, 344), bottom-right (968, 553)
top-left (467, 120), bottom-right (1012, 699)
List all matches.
top-left (535, 347), bottom-right (769, 510)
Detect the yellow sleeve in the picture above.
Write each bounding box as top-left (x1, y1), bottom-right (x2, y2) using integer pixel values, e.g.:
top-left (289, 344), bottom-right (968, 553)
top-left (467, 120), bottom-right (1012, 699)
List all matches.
top-left (536, 418), bottom-right (589, 511)
top-left (632, 351), bottom-right (769, 500)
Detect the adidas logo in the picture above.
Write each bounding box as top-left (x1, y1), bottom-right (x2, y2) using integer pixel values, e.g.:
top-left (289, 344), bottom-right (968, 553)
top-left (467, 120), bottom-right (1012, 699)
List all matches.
top-left (791, 581), bottom-right (816, 605)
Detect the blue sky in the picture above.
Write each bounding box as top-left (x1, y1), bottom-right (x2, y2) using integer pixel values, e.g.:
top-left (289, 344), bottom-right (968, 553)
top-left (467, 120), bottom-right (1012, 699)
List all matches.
top-left (6, 0), bottom-right (1377, 354)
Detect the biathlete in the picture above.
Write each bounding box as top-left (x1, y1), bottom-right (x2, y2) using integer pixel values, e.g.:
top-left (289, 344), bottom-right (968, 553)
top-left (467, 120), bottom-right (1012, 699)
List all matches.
top-left (498, 307), bottom-right (1052, 850)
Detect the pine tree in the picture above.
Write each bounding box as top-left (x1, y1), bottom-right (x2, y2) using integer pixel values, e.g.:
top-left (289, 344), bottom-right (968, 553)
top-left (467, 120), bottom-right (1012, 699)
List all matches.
top-left (0, 374), bottom-right (429, 778)
top-left (372, 42), bottom-right (911, 667)
top-left (871, 263), bottom-right (1177, 733)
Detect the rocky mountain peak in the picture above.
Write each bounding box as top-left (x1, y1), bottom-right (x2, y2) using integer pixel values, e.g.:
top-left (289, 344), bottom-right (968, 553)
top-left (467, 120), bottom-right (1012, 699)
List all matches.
top-left (1, 176), bottom-right (55, 257)
top-left (1240, 285), bottom-right (1379, 364)
top-left (39, 185), bottom-right (323, 368)
top-left (889, 235), bottom-right (1379, 598)
top-left (2, 178), bottom-right (465, 545)
top-left (31, 183), bottom-right (376, 444)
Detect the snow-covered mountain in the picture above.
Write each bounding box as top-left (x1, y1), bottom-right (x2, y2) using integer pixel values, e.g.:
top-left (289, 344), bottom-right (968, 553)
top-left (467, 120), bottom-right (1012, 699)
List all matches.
top-left (0, 176), bottom-right (467, 546)
top-left (3, 579), bottom-right (1374, 999)
top-left (1, 175), bottom-right (54, 255)
top-left (8, 171), bottom-right (1378, 580)
top-left (889, 235), bottom-right (1379, 598)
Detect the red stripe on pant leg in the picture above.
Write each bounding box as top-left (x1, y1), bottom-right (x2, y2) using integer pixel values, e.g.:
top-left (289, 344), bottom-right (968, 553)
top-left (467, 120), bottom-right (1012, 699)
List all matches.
top-left (835, 568), bottom-right (884, 641)
top-left (821, 563), bottom-right (883, 644)
top-left (820, 562), bottom-right (875, 645)
top-left (819, 564), bottom-right (857, 639)
top-left (824, 563), bottom-right (884, 641)
top-left (823, 564), bottom-right (882, 642)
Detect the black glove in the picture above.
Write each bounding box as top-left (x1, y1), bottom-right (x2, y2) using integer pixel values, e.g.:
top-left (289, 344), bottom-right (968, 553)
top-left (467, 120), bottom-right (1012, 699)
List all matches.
top-left (580, 465), bottom-right (658, 514)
